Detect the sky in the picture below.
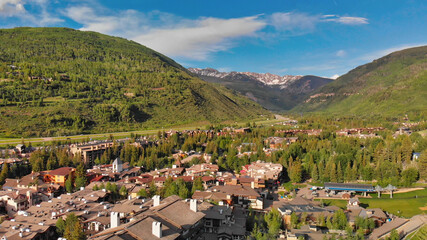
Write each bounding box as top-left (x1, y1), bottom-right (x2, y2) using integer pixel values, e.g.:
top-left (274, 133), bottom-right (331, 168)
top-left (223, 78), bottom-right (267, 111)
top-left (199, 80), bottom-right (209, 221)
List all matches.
top-left (0, 0), bottom-right (426, 78)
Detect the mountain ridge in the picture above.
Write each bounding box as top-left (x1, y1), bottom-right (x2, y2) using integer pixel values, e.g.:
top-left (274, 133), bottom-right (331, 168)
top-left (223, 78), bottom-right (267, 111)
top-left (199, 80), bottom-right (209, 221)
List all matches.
top-left (293, 45), bottom-right (427, 118)
top-left (0, 27), bottom-right (269, 137)
top-left (189, 67), bottom-right (332, 111)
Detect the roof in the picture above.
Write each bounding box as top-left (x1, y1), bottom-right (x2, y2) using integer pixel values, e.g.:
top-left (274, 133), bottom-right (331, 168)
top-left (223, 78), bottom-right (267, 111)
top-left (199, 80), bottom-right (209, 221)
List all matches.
top-left (369, 218), bottom-right (408, 240)
top-left (324, 182), bottom-right (374, 192)
top-left (48, 167), bottom-right (75, 176)
top-left (152, 196), bottom-right (205, 230)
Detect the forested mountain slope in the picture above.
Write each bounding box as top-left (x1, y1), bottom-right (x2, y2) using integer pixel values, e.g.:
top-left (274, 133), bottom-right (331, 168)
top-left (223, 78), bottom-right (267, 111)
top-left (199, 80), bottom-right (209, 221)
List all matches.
top-left (0, 27), bottom-right (268, 137)
top-left (294, 46), bottom-right (427, 118)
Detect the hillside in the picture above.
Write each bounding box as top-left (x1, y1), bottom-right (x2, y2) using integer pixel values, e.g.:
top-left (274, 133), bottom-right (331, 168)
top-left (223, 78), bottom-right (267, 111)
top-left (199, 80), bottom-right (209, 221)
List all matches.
top-left (188, 68), bottom-right (332, 111)
top-left (0, 27), bottom-right (268, 137)
top-left (294, 46), bottom-right (427, 118)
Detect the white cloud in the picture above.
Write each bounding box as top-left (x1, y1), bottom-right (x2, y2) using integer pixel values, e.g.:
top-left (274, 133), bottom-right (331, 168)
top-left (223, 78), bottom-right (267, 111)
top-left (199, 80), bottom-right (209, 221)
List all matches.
top-left (270, 12), bottom-right (318, 32)
top-left (0, 0), bottom-right (25, 17)
top-left (133, 16), bottom-right (265, 60)
top-left (64, 6), bottom-right (266, 60)
top-left (336, 50), bottom-right (346, 57)
top-left (0, 0), bottom-right (62, 25)
top-left (331, 74), bottom-right (340, 79)
top-left (323, 15), bottom-right (368, 25)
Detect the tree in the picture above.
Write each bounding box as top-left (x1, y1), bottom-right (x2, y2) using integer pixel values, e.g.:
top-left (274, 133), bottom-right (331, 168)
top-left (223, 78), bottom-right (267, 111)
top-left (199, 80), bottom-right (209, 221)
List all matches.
top-left (65, 177), bottom-right (73, 193)
top-left (0, 163), bottom-right (9, 186)
top-left (290, 212), bottom-right (299, 229)
top-left (191, 177), bottom-right (204, 194)
top-left (62, 213), bottom-right (85, 240)
top-left (312, 164), bottom-right (319, 182)
top-left (74, 163), bottom-right (87, 190)
top-left (70, 221), bottom-right (86, 240)
top-left (56, 217), bottom-right (66, 236)
top-left (386, 229), bottom-right (400, 240)
top-left (332, 209), bottom-right (348, 230)
top-left (119, 185), bottom-right (128, 198)
top-left (264, 208), bottom-right (282, 236)
top-left (401, 168), bottom-right (419, 187)
top-left (418, 150), bottom-right (427, 181)
top-left (137, 188), bottom-right (149, 198)
top-left (290, 161), bottom-right (302, 183)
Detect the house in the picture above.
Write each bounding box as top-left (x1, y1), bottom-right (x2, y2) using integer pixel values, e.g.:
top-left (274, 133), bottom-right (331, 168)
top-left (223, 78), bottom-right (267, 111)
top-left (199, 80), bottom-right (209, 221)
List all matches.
top-left (278, 197), bottom-right (335, 227)
top-left (44, 167), bottom-right (75, 187)
top-left (185, 163), bottom-right (219, 176)
top-left (90, 195), bottom-right (206, 240)
top-left (201, 205), bottom-right (246, 240)
top-left (347, 197), bottom-right (361, 209)
top-left (240, 161), bottom-right (283, 185)
top-left (412, 152), bottom-right (421, 160)
top-left (192, 184), bottom-right (263, 209)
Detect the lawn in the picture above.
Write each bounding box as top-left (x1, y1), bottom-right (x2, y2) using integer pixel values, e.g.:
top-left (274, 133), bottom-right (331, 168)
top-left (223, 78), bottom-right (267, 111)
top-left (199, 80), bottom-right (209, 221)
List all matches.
top-left (406, 225), bottom-right (427, 240)
top-left (318, 188), bottom-right (427, 218)
top-left (0, 115), bottom-right (279, 147)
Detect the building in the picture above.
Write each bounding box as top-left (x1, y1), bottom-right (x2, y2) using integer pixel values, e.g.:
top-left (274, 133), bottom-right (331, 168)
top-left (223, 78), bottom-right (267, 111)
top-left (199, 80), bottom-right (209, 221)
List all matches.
top-left (44, 167), bottom-right (76, 187)
top-left (324, 182), bottom-right (374, 193)
top-left (185, 163), bottom-right (219, 176)
top-left (201, 205), bottom-right (246, 240)
top-left (192, 184), bottom-right (263, 209)
top-left (278, 197), bottom-right (336, 227)
top-left (90, 195), bottom-right (206, 240)
top-left (240, 161), bottom-right (283, 185)
top-left (70, 141), bottom-right (115, 166)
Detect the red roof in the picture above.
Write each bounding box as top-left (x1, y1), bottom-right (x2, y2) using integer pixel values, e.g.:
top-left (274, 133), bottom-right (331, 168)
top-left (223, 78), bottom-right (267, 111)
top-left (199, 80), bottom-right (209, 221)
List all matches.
top-left (48, 167), bottom-right (75, 176)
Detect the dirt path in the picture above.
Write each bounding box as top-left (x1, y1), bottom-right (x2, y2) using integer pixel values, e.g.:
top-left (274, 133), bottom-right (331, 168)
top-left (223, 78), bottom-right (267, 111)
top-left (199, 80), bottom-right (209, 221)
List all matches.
top-left (394, 188), bottom-right (425, 194)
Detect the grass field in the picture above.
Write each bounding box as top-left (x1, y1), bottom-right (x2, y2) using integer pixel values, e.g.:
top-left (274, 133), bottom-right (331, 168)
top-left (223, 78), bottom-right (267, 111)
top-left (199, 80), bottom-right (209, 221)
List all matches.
top-left (406, 225), bottom-right (427, 240)
top-left (318, 188), bottom-right (427, 218)
top-left (0, 116), bottom-right (283, 147)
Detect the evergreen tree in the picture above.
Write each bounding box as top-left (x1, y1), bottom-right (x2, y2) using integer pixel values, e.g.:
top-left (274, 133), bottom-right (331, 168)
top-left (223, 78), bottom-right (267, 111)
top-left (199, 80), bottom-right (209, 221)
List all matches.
top-left (119, 185), bottom-right (128, 198)
top-left (191, 177), bottom-right (204, 194)
top-left (418, 150), bottom-right (427, 181)
top-left (290, 161), bottom-right (302, 183)
top-left (74, 163), bottom-right (87, 190)
top-left (55, 217), bottom-right (65, 236)
top-left (65, 177), bottom-right (73, 193)
top-left (0, 163), bottom-right (9, 186)
top-left (311, 164), bottom-right (319, 182)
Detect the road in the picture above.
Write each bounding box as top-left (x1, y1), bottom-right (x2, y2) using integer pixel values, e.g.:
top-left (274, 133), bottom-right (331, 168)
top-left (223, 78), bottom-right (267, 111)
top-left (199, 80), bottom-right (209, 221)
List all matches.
top-left (0, 115), bottom-right (285, 146)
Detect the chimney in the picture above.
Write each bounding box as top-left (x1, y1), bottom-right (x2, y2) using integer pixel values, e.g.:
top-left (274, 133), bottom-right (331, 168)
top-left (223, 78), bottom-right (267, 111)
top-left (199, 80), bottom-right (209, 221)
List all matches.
top-left (190, 199), bottom-right (198, 212)
top-left (26, 191), bottom-right (32, 206)
top-left (152, 221), bottom-right (162, 238)
top-left (153, 195), bottom-right (161, 207)
top-left (110, 212), bottom-right (120, 228)
top-left (251, 181), bottom-right (255, 189)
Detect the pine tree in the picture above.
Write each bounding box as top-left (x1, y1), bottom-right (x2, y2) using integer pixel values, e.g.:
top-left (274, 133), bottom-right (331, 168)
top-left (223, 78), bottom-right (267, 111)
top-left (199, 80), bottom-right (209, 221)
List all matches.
top-left (311, 164), bottom-right (319, 182)
top-left (0, 163), bottom-right (9, 186)
top-left (418, 150), bottom-right (427, 181)
top-left (337, 162), bottom-right (343, 183)
top-left (401, 136), bottom-right (413, 164)
top-left (290, 161), bottom-right (302, 183)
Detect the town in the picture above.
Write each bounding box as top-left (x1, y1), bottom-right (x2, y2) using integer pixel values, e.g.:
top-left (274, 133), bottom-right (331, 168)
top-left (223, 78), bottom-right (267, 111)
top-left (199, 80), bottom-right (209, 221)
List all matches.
top-left (0, 118), bottom-right (426, 240)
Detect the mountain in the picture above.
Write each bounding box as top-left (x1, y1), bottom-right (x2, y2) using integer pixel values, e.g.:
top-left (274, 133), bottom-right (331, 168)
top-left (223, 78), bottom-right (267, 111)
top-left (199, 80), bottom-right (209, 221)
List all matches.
top-left (293, 46), bottom-right (427, 117)
top-left (0, 27), bottom-right (268, 137)
top-left (188, 68), bottom-right (332, 111)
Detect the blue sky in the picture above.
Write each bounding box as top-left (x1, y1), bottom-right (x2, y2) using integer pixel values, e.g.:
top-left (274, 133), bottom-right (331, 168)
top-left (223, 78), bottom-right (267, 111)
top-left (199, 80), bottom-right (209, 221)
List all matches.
top-left (0, 0), bottom-right (426, 78)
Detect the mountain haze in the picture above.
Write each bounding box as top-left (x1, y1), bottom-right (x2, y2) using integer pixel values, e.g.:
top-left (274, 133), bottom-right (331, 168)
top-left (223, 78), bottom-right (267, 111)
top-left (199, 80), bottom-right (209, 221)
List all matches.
top-left (189, 68), bottom-right (332, 111)
top-left (0, 27), bottom-right (268, 137)
top-left (294, 46), bottom-right (427, 117)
